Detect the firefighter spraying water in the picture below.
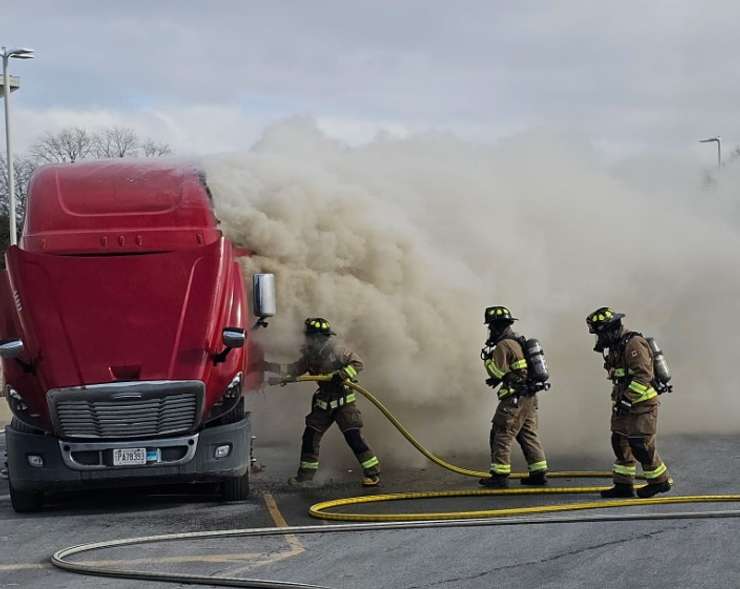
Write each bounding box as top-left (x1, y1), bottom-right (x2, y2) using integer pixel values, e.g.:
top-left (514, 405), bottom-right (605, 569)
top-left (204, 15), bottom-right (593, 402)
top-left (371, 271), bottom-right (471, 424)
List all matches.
top-left (264, 318), bottom-right (381, 487)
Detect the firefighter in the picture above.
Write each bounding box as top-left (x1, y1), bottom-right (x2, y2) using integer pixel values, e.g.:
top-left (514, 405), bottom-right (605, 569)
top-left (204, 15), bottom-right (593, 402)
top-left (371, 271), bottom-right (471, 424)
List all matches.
top-left (587, 307), bottom-right (672, 498)
top-left (264, 318), bottom-right (381, 488)
top-left (479, 306), bottom-right (548, 488)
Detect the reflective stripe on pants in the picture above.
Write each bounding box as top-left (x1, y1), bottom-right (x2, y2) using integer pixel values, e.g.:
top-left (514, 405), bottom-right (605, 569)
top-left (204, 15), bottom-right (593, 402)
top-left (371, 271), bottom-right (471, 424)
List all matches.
top-left (528, 460), bottom-right (548, 473)
top-left (491, 463), bottom-right (512, 475)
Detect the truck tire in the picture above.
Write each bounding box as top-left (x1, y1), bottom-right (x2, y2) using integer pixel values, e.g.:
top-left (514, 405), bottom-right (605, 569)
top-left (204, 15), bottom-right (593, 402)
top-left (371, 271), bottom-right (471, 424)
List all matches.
top-left (9, 478), bottom-right (43, 513)
top-left (221, 471), bottom-right (250, 502)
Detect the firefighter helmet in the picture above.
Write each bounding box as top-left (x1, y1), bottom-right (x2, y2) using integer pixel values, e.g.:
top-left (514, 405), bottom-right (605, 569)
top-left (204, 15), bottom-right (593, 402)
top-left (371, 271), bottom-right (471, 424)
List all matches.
top-left (586, 307), bottom-right (625, 333)
top-left (304, 317), bottom-right (336, 336)
top-left (484, 305), bottom-right (518, 324)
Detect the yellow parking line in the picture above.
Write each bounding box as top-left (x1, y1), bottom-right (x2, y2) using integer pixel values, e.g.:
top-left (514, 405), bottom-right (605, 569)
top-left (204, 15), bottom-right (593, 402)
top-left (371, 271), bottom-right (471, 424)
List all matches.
top-left (223, 492), bottom-right (305, 576)
top-left (263, 492), bottom-right (305, 554)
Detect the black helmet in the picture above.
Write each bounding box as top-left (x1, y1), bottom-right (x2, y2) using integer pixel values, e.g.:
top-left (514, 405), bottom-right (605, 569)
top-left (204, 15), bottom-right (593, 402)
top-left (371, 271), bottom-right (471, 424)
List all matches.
top-left (484, 305), bottom-right (518, 324)
top-left (586, 307), bottom-right (625, 334)
top-left (304, 317), bottom-right (336, 337)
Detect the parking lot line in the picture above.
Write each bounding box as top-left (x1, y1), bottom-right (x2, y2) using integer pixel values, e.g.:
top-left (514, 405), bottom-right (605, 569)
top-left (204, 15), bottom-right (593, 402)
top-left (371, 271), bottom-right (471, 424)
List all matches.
top-left (0, 562), bottom-right (50, 571)
top-left (263, 492), bottom-right (305, 554)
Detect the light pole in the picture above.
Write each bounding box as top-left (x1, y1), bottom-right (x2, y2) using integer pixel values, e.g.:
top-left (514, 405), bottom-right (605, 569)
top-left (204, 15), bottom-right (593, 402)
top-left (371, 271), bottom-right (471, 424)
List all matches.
top-left (2, 47), bottom-right (34, 246)
top-left (699, 136), bottom-right (721, 170)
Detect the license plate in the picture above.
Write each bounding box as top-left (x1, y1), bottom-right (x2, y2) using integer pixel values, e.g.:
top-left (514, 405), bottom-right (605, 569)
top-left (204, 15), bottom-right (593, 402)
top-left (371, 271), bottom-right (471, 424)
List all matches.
top-left (113, 447), bottom-right (147, 466)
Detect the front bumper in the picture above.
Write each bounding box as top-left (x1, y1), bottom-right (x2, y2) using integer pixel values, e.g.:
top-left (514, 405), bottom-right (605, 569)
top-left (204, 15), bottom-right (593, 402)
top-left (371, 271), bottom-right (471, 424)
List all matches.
top-left (5, 415), bottom-right (250, 492)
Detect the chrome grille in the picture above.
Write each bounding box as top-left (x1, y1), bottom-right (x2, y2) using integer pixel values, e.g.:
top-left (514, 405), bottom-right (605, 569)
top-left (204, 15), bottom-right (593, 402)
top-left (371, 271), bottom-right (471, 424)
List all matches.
top-left (49, 381), bottom-right (203, 439)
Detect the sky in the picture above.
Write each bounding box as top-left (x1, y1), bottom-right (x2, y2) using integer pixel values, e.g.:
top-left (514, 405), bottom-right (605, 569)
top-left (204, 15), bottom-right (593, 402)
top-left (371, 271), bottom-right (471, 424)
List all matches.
top-left (2, 1), bottom-right (738, 165)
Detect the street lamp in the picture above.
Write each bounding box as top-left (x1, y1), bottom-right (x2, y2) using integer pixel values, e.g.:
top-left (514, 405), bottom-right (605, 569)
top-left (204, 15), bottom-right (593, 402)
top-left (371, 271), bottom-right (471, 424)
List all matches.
top-left (2, 46), bottom-right (34, 246)
top-left (699, 136), bottom-right (721, 170)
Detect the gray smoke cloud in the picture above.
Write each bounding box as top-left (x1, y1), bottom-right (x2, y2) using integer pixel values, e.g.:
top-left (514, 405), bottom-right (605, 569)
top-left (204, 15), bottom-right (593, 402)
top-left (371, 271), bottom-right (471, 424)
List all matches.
top-left (204, 117), bottom-right (740, 470)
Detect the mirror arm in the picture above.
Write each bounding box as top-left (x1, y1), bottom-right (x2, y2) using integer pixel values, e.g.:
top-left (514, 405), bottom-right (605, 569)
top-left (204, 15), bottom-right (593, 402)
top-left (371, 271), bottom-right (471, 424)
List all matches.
top-left (15, 357), bottom-right (34, 374)
top-left (213, 347), bottom-right (232, 366)
top-left (252, 317), bottom-right (269, 330)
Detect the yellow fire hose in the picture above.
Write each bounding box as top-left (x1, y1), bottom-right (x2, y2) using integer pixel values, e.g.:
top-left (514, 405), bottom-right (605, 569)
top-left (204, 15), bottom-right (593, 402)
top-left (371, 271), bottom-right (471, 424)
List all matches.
top-left (50, 374), bottom-right (740, 589)
top-left (292, 376), bottom-right (740, 523)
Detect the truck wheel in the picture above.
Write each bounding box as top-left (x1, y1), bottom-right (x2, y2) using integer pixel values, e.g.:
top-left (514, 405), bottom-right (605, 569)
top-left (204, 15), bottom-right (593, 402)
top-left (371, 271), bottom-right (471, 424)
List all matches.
top-left (9, 478), bottom-right (43, 513)
top-left (221, 471), bottom-right (250, 502)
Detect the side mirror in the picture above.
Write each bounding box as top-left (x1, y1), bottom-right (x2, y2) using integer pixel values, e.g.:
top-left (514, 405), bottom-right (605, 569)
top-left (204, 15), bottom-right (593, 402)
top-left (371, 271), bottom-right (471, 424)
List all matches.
top-left (0, 338), bottom-right (24, 359)
top-left (252, 273), bottom-right (277, 321)
top-left (223, 328), bottom-right (245, 349)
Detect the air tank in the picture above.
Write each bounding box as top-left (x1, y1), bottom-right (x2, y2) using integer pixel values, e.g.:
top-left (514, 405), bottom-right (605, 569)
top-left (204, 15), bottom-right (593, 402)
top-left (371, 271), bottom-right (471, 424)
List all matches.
top-left (525, 338), bottom-right (550, 383)
top-left (646, 337), bottom-right (671, 384)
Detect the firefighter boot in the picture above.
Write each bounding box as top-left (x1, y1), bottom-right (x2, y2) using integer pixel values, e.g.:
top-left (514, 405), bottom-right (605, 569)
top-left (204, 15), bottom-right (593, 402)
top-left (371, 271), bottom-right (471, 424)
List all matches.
top-left (361, 474), bottom-right (381, 487)
top-left (479, 474), bottom-right (509, 488)
top-left (637, 478), bottom-right (673, 498)
top-left (288, 471), bottom-right (316, 488)
top-left (520, 470), bottom-right (548, 486)
top-left (600, 483), bottom-right (635, 498)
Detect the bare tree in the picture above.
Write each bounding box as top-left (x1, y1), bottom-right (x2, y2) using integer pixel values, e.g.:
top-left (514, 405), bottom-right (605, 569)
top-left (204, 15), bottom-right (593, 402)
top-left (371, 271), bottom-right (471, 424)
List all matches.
top-left (30, 126), bottom-right (173, 164)
top-left (0, 154), bottom-right (35, 225)
top-left (94, 126), bottom-right (140, 158)
top-left (0, 155), bottom-right (36, 256)
top-left (30, 127), bottom-right (96, 163)
top-left (142, 139), bottom-right (173, 158)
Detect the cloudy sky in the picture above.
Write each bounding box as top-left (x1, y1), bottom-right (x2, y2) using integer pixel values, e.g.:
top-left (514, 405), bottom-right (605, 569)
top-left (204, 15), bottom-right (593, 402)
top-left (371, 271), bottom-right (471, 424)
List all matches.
top-left (3, 1), bottom-right (738, 164)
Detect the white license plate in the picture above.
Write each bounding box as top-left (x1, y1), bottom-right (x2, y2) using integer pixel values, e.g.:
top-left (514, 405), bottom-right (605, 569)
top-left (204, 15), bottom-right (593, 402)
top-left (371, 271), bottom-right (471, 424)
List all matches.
top-left (113, 447), bottom-right (147, 466)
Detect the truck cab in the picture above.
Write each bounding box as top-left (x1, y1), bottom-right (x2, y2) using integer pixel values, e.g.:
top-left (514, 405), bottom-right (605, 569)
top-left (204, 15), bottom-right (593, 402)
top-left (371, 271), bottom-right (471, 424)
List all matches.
top-left (1, 160), bottom-right (273, 512)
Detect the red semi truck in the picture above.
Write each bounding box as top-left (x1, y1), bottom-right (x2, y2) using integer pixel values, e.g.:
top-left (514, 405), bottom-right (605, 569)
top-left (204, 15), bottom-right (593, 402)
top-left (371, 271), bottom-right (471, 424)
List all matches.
top-left (0, 160), bottom-right (274, 512)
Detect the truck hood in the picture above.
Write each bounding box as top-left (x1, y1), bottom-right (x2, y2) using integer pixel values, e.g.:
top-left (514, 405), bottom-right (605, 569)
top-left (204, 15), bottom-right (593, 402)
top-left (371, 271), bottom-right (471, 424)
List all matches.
top-left (6, 239), bottom-right (227, 391)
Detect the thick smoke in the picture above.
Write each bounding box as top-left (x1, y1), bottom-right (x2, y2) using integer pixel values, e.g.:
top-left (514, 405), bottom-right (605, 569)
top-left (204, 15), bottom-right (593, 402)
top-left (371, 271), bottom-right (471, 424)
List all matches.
top-left (204, 118), bottom-right (740, 469)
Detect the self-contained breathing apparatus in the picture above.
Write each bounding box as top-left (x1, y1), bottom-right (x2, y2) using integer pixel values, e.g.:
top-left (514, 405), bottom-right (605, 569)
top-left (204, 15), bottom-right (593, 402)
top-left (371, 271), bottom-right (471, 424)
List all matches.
top-left (481, 335), bottom-right (551, 402)
top-left (606, 331), bottom-right (673, 415)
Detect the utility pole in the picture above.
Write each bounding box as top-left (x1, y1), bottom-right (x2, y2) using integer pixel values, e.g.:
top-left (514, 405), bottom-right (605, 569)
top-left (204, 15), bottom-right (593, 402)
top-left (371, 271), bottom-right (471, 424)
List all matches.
top-left (1, 46), bottom-right (35, 246)
top-left (699, 136), bottom-right (722, 170)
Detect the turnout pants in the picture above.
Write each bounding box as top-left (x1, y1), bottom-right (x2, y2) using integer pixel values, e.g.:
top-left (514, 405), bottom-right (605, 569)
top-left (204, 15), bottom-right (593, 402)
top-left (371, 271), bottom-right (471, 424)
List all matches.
top-left (611, 402), bottom-right (670, 485)
top-left (297, 397), bottom-right (380, 480)
top-left (489, 394), bottom-right (548, 476)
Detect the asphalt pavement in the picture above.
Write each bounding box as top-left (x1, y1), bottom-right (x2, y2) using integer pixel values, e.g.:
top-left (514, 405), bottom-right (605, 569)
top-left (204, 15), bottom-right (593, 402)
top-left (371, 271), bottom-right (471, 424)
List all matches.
top-left (1, 428), bottom-right (740, 589)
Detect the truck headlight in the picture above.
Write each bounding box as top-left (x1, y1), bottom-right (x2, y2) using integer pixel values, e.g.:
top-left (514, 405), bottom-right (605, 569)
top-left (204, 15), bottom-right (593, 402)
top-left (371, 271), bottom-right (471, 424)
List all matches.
top-left (224, 372), bottom-right (242, 399)
top-left (6, 385), bottom-right (44, 430)
top-left (204, 372), bottom-right (243, 424)
top-left (7, 386), bottom-right (29, 413)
